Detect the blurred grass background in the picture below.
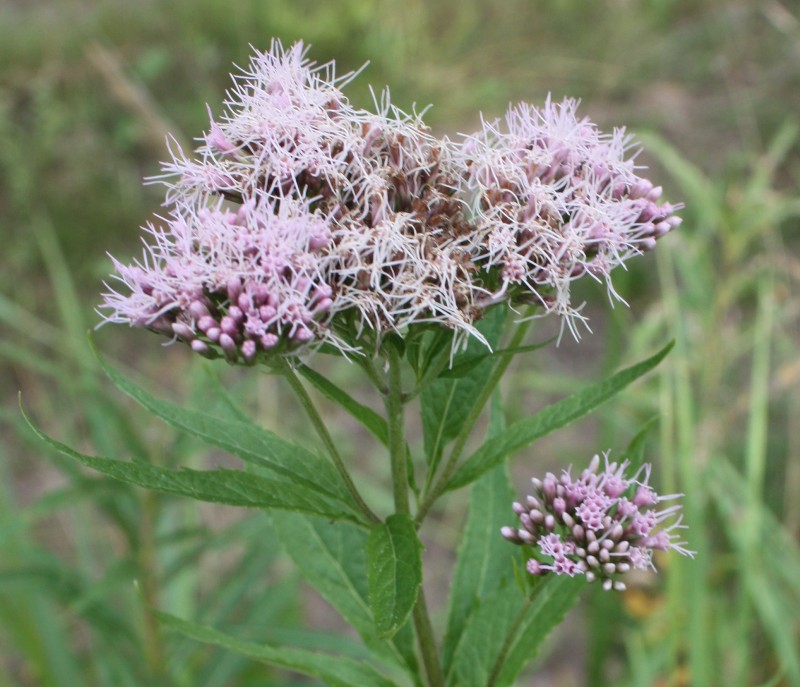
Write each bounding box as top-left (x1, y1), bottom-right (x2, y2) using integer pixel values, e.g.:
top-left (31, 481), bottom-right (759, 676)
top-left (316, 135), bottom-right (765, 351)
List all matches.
top-left (1, 0), bottom-right (799, 685)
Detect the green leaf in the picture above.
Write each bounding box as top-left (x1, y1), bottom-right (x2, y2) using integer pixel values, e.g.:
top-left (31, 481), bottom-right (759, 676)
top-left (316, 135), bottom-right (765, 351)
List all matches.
top-left (271, 512), bottom-right (419, 676)
top-left (447, 586), bottom-right (521, 687)
top-left (624, 416), bottom-right (659, 473)
top-left (442, 463), bottom-right (515, 676)
top-left (447, 341), bottom-right (673, 491)
top-left (24, 412), bottom-right (360, 522)
top-left (157, 610), bottom-right (403, 687)
top-left (492, 577), bottom-right (585, 686)
top-left (366, 514), bottom-right (423, 639)
top-left (420, 306), bottom-right (507, 472)
top-left (438, 339), bottom-right (554, 379)
top-left (95, 352), bottom-right (352, 505)
top-left (448, 576), bottom-right (584, 687)
top-left (297, 364), bottom-right (389, 445)
top-left (272, 513), bottom-right (374, 633)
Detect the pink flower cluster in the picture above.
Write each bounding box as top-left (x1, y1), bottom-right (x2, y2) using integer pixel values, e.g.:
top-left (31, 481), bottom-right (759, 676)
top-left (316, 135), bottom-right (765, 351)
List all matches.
top-left (459, 99), bottom-right (681, 336)
top-left (100, 40), bottom-right (681, 362)
top-left (501, 454), bottom-right (693, 591)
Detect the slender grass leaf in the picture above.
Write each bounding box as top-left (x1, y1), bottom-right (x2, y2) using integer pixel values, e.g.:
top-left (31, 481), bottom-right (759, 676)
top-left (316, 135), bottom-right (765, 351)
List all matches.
top-left (198, 363), bottom-right (255, 424)
top-left (0, 563), bottom-right (137, 647)
top-left (271, 512), bottom-right (418, 676)
top-left (447, 342), bottom-right (673, 491)
top-left (24, 412), bottom-right (360, 522)
top-left (366, 514), bottom-right (422, 639)
top-left (95, 351), bottom-right (352, 504)
top-left (156, 611), bottom-right (403, 687)
top-left (709, 458), bottom-right (800, 683)
top-left (297, 364), bottom-right (389, 445)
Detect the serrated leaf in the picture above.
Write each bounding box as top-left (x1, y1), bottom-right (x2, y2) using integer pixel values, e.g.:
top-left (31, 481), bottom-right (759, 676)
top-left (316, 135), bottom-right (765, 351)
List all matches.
top-left (24, 414), bottom-right (359, 522)
top-left (272, 513), bottom-right (373, 632)
top-left (447, 586), bottom-right (521, 687)
top-left (420, 306), bottom-right (507, 472)
top-left (271, 512), bottom-right (419, 676)
top-left (447, 342), bottom-right (673, 491)
top-left (366, 514), bottom-right (423, 638)
top-left (95, 353), bottom-right (351, 504)
top-left (442, 462), bottom-right (515, 676)
top-left (157, 610), bottom-right (403, 687)
top-left (448, 576), bottom-right (584, 687)
top-left (492, 576), bottom-right (585, 686)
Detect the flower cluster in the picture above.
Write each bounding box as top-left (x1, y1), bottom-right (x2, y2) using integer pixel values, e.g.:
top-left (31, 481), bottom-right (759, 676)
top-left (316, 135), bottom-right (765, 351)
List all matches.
top-left (501, 453), bottom-right (694, 591)
top-left (99, 40), bottom-right (681, 361)
top-left (457, 99), bottom-right (681, 336)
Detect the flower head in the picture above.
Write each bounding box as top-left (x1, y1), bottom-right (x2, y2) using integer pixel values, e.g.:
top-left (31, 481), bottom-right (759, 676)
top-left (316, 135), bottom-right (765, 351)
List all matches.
top-left (457, 98), bottom-right (681, 336)
top-left (99, 41), bottom-right (681, 362)
top-left (501, 453), bottom-right (693, 591)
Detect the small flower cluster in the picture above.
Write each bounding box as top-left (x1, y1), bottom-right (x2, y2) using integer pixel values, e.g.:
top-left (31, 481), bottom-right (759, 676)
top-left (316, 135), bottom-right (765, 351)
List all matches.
top-left (102, 199), bottom-right (336, 360)
top-left (501, 454), bottom-right (693, 591)
top-left (100, 40), bottom-right (681, 361)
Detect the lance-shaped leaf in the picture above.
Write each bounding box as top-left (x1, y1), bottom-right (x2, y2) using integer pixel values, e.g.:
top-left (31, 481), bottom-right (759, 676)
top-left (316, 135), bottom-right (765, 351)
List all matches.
top-left (442, 464), bottom-right (515, 675)
top-left (96, 354), bottom-right (351, 504)
top-left (490, 576), bottom-right (585, 686)
top-left (448, 576), bottom-right (584, 687)
top-left (443, 392), bottom-right (515, 674)
top-left (366, 514), bottom-right (423, 638)
top-left (447, 586), bottom-right (521, 687)
top-left (271, 512), bottom-right (419, 676)
top-left (24, 413), bottom-right (360, 522)
top-left (447, 342), bottom-right (673, 491)
top-left (157, 610), bottom-right (403, 687)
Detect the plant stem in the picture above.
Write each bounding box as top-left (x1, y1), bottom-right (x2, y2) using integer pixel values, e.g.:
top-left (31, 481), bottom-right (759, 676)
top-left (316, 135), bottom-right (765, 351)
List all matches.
top-left (416, 313), bottom-right (533, 524)
top-left (280, 363), bottom-right (380, 525)
top-left (385, 343), bottom-right (409, 515)
top-left (383, 345), bottom-right (445, 687)
top-left (413, 587), bottom-right (446, 687)
top-left (138, 490), bottom-right (167, 685)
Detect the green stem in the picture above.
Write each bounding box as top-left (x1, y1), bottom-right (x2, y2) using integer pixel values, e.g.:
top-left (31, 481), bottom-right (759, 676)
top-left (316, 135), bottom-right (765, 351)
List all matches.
top-left (385, 344), bottom-right (409, 515)
top-left (280, 363), bottom-right (380, 525)
top-left (358, 355), bottom-right (388, 395)
top-left (416, 313), bottom-right (533, 524)
top-left (413, 587), bottom-right (446, 687)
top-left (138, 490), bottom-right (167, 685)
top-left (383, 345), bottom-right (445, 686)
